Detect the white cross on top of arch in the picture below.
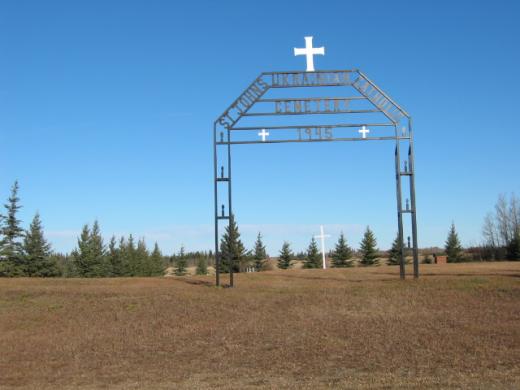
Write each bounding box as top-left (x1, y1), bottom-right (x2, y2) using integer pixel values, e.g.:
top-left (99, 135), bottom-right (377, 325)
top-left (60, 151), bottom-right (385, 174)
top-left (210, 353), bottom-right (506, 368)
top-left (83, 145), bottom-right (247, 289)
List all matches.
top-left (294, 36), bottom-right (325, 72)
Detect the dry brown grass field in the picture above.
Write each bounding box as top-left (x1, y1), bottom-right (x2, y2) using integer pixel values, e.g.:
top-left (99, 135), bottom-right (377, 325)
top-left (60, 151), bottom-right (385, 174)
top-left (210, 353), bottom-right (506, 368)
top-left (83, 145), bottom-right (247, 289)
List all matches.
top-left (1, 262), bottom-right (519, 389)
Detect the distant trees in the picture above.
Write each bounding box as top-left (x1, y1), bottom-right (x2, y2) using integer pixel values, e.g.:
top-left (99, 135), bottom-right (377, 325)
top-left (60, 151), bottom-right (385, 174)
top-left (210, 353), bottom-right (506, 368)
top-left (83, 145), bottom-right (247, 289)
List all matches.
top-left (482, 193), bottom-right (520, 261)
top-left (70, 227), bottom-right (167, 277)
top-left (359, 226), bottom-right (379, 266)
top-left (0, 181), bottom-right (192, 278)
top-left (15, 181), bottom-right (520, 278)
top-left (196, 256), bottom-right (208, 275)
top-left (278, 241), bottom-right (293, 269)
top-left (331, 232), bottom-right (353, 268)
top-left (303, 237), bottom-right (321, 269)
top-left (149, 243), bottom-right (165, 276)
top-left (107, 236), bottom-right (124, 276)
top-left (445, 223), bottom-right (464, 263)
top-left (253, 232), bottom-right (267, 271)
top-left (507, 231), bottom-right (520, 261)
top-left (174, 246), bottom-right (188, 276)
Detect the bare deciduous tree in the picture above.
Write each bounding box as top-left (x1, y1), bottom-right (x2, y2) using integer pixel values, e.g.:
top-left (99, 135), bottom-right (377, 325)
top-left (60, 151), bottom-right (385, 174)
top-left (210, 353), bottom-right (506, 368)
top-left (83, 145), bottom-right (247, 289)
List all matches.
top-left (482, 212), bottom-right (498, 248)
top-left (484, 193), bottom-right (520, 248)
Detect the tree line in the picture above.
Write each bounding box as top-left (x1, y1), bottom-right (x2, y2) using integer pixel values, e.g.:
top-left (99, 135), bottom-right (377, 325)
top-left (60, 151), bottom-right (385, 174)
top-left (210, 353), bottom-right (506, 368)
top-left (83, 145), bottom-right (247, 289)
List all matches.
top-left (220, 215), bottom-right (412, 271)
top-left (219, 212), bottom-right (519, 272)
top-left (0, 181), bottom-right (212, 277)
top-left (1, 181), bottom-right (517, 277)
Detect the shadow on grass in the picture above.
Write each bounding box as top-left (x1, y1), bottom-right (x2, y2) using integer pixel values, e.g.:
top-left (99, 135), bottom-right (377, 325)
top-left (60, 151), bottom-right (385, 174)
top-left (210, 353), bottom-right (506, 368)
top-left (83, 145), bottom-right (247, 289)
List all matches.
top-left (274, 273), bottom-right (399, 283)
top-left (377, 272), bottom-right (520, 279)
top-left (174, 278), bottom-right (215, 287)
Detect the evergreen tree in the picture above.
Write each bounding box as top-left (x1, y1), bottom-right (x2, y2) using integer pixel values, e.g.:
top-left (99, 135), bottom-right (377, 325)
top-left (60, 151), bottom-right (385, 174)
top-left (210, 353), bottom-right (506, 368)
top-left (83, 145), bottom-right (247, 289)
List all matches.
top-left (303, 237), bottom-right (321, 269)
top-left (53, 253), bottom-right (76, 277)
top-left (71, 222), bottom-right (108, 277)
top-left (219, 215), bottom-right (246, 273)
top-left (23, 213), bottom-right (59, 276)
top-left (174, 246), bottom-right (188, 276)
top-left (0, 181), bottom-right (25, 276)
top-left (108, 236), bottom-right (125, 276)
top-left (253, 232), bottom-right (267, 271)
top-left (125, 235), bottom-right (138, 276)
top-left (149, 242), bottom-right (165, 276)
top-left (118, 236), bottom-right (131, 276)
top-left (387, 233), bottom-right (403, 266)
top-left (196, 256), bottom-right (208, 275)
top-left (89, 221), bottom-right (109, 276)
top-left (359, 226), bottom-right (379, 266)
top-left (331, 232), bottom-right (354, 267)
top-left (72, 225), bottom-right (92, 277)
top-left (277, 241), bottom-right (293, 270)
top-left (135, 238), bottom-right (149, 276)
top-left (445, 222), bottom-right (464, 263)
top-left (506, 230), bottom-right (520, 261)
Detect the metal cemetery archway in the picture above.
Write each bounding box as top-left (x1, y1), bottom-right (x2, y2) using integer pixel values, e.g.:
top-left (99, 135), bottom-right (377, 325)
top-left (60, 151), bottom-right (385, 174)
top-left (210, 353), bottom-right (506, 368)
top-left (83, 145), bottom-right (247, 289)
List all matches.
top-left (213, 69), bottom-right (418, 287)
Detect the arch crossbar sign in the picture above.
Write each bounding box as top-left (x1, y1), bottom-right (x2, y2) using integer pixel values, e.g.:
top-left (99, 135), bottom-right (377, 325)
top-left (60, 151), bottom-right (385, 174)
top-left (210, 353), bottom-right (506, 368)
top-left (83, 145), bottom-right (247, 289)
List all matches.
top-left (213, 69), bottom-right (418, 287)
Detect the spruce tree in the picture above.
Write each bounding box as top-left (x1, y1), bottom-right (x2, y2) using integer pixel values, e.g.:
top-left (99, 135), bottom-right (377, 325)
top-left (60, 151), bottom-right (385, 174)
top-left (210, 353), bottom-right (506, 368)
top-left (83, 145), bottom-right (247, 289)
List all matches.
top-left (359, 226), bottom-right (379, 266)
top-left (303, 237), bottom-right (321, 269)
top-left (331, 232), bottom-right (353, 267)
top-left (445, 222), bottom-right (464, 263)
top-left (277, 241), bottom-right (293, 269)
top-left (108, 236), bottom-right (124, 276)
top-left (89, 221), bottom-right (109, 276)
top-left (219, 215), bottom-right (246, 273)
top-left (135, 238), bottom-right (149, 276)
top-left (71, 222), bottom-right (108, 277)
top-left (118, 236), bottom-right (131, 276)
top-left (149, 242), bottom-right (165, 276)
top-left (196, 256), bottom-right (208, 275)
top-left (387, 234), bottom-right (403, 266)
top-left (253, 232), bottom-right (267, 271)
top-left (175, 246), bottom-right (188, 276)
top-left (53, 253), bottom-right (76, 277)
top-left (125, 235), bottom-right (138, 276)
top-left (0, 181), bottom-right (25, 275)
top-left (23, 213), bottom-right (59, 276)
top-left (72, 224), bottom-right (92, 277)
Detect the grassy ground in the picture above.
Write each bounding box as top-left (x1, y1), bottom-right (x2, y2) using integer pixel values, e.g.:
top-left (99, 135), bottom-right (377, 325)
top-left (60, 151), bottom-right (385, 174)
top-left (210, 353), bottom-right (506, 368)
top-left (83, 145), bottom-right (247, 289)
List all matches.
top-left (0, 262), bottom-right (519, 389)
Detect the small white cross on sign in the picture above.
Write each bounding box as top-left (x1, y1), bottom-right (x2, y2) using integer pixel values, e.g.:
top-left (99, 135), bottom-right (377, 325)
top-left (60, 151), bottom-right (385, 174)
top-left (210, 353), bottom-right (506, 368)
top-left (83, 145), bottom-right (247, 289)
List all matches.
top-left (258, 129), bottom-right (269, 142)
top-left (294, 36), bottom-right (325, 72)
top-left (358, 126), bottom-right (370, 139)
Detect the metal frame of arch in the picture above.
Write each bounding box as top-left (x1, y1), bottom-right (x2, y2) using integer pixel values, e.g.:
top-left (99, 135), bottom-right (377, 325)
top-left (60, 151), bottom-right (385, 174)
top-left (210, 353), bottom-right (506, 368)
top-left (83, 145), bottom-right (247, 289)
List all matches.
top-left (213, 69), bottom-right (418, 287)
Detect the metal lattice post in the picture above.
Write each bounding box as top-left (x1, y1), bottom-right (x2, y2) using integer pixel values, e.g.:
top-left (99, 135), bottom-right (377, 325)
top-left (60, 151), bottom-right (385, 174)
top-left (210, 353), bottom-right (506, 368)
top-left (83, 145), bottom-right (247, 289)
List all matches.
top-left (227, 128), bottom-right (234, 287)
top-left (408, 119), bottom-right (419, 278)
top-left (213, 122), bottom-right (220, 286)
top-left (394, 129), bottom-right (406, 280)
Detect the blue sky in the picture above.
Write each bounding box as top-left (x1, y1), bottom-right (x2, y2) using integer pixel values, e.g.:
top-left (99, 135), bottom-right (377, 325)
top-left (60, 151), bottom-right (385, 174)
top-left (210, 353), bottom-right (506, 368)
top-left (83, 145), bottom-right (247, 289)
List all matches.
top-left (1, 0), bottom-right (519, 255)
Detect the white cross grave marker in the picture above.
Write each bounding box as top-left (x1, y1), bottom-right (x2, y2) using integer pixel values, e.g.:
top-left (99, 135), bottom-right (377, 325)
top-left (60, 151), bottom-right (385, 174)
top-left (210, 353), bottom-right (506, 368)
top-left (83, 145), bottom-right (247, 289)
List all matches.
top-left (294, 36), bottom-right (325, 72)
top-left (358, 125), bottom-right (370, 139)
top-left (258, 129), bottom-right (269, 142)
top-left (314, 225), bottom-right (331, 269)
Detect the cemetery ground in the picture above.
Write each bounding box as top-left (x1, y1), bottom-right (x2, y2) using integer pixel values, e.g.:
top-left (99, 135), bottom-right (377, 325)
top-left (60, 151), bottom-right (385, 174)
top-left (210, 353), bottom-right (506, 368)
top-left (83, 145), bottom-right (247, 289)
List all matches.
top-left (1, 262), bottom-right (519, 389)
